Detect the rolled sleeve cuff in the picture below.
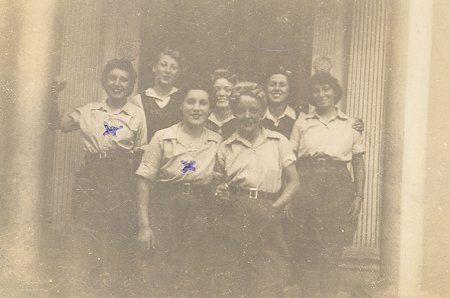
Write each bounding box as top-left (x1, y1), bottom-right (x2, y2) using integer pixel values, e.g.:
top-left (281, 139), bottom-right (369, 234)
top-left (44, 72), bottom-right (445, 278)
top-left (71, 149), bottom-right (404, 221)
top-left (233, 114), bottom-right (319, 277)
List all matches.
top-left (352, 144), bottom-right (365, 155)
top-left (136, 163), bottom-right (157, 181)
top-left (282, 154), bottom-right (297, 168)
top-left (68, 110), bottom-right (81, 124)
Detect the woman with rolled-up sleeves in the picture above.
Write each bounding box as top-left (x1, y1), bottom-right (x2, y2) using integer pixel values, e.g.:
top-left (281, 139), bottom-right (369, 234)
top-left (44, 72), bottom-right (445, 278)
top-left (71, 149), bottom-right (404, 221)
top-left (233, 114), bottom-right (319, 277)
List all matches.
top-left (290, 72), bottom-right (366, 297)
top-left (55, 59), bottom-right (147, 296)
top-left (135, 85), bottom-right (221, 297)
top-left (214, 82), bottom-right (300, 297)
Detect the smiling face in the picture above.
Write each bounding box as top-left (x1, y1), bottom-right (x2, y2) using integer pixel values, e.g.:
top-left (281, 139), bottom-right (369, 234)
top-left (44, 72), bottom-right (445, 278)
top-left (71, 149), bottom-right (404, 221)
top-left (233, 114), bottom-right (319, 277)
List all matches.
top-left (153, 54), bottom-right (179, 87)
top-left (266, 73), bottom-right (289, 104)
top-left (182, 89), bottom-right (211, 126)
top-left (213, 78), bottom-right (233, 109)
top-left (311, 83), bottom-right (336, 111)
top-left (104, 68), bottom-right (133, 100)
top-left (234, 95), bottom-right (264, 137)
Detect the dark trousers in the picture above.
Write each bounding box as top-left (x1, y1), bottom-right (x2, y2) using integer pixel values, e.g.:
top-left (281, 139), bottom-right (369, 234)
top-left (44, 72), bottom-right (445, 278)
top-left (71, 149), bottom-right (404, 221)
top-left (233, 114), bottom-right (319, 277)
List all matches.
top-left (66, 158), bottom-right (139, 297)
top-left (208, 195), bottom-right (290, 298)
top-left (292, 166), bottom-right (358, 297)
top-left (140, 184), bottom-right (213, 297)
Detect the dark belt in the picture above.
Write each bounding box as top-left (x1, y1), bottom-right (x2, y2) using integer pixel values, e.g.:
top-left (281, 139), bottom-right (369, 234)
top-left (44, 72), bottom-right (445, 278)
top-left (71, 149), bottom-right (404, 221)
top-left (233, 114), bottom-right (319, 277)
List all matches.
top-left (156, 182), bottom-right (213, 196)
top-left (297, 156), bottom-right (348, 170)
top-left (229, 186), bottom-right (278, 201)
top-left (85, 150), bottom-right (134, 163)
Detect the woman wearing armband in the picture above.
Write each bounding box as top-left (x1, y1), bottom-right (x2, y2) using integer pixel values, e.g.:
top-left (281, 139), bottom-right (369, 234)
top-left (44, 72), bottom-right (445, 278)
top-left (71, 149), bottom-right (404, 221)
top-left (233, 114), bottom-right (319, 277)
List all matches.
top-left (55, 59), bottom-right (147, 296)
top-left (290, 72), bottom-right (366, 297)
top-left (135, 85), bottom-right (221, 297)
top-left (214, 82), bottom-right (300, 297)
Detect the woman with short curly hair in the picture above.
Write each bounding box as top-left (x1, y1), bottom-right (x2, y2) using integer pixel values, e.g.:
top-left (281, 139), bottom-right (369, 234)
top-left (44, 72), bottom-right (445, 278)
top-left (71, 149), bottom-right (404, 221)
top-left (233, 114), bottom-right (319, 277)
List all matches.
top-left (131, 47), bottom-right (186, 141)
top-left (214, 82), bottom-right (300, 296)
top-left (205, 68), bottom-right (238, 138)
top-left (290, 71), bottom-right (366, 297)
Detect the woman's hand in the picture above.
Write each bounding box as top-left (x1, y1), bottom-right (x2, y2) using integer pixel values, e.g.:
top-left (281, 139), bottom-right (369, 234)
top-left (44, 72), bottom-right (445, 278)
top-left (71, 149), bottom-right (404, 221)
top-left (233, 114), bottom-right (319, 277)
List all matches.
top-left (352, 118), bottom-right (364, 132)
top-left (347, 196), bottom-right (363, 221)
top-left (215, 182), bottom-right (230, 200)
top-left (283, 202), bottom-right (294, 219)
top-left (50, 77), bottom-right (67, 99)
top-left (137, 225), bottom-right (156, 252)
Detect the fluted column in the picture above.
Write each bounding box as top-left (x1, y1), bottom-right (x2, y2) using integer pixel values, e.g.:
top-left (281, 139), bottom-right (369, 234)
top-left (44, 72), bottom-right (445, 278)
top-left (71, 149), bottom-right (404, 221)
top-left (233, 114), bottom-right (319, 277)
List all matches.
top-left (345, 0), bottom-right (389, 255)
top-left (50, 0), bottom-right (103, 231)
top-left (311, 0), bottom-right (387, 269)
top-left (312, 0), bottom-right (351, 106)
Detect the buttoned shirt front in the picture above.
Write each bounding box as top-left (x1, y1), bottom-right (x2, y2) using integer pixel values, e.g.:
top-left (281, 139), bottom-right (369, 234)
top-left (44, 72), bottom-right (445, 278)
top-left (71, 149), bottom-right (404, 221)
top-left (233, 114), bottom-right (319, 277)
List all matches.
top-left (216, 128), bottom-right (296, 193)
top-left (131, 87), bottom-right (179, 109)
top-left (69, 100), bottom-right (147, 153)
top-left (290, 109), bottom-right (365, 162)
top-left (136, 123), bottom-right (222, 184)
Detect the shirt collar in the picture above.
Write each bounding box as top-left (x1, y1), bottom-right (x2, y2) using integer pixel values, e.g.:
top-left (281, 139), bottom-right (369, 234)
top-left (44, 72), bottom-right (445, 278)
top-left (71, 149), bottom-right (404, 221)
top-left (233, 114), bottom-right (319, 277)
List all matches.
top-left (91, 100), bottom-right (133, 116)
top-left (304, 107), bottom-right (349, 121)
top-left (145, 87), bottom-right (178, 101)
top-left (162, 123), bottom-right (221, 144)
top-left (224, 127), bottom-right (281, 147)
top-left (208, 112), bottom-right (235, 127)
top-left (264, 106), bottom-right (296, 122)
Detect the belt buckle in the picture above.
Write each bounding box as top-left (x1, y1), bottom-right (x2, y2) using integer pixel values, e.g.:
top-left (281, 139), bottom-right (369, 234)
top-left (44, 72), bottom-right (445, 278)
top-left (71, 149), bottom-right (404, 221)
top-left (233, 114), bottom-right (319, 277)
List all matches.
top-left (317, 157), bottom-right (326, 171)
top-left (182, 183), bottom-right (192, 195)
top-left (99, 151), bottom-right (107, 159)
top-left (249, 187), bottom-right (258, 199)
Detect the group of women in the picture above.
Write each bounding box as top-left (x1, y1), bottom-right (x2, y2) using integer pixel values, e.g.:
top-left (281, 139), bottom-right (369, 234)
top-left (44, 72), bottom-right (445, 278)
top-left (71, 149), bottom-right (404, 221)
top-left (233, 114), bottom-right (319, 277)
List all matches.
top-left (55, 47), bottom-right (366, 298)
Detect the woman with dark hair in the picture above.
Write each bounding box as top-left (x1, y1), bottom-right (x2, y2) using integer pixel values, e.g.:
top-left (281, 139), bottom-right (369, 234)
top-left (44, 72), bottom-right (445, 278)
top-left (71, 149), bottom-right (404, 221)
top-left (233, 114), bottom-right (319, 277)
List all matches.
top-left (205, 68), bottom-right (238, 139)
top-left (214, 82), bottom-right (300, 297)
top-left (135, 85), bottom-right (221, 296)
top-left (290, 72), bottom-right (366, 297)
top-left (131, 47), bottom-right (186, 141)
top-left (56, 58), bottom-right (147, 296)
top-left (263, 67), bottom-right (364, 139)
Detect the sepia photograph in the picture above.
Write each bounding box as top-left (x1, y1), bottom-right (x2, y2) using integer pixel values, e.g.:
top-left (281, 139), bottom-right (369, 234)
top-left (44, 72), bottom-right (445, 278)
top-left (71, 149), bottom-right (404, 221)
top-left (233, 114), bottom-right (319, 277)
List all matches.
top-left (0, 0), bottom-right (449, 297)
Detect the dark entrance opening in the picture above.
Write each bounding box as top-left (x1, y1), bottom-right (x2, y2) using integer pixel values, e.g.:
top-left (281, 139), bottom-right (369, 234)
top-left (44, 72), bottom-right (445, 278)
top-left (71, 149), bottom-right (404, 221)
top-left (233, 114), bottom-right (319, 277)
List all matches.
top-left (139, 0), bottom-right (315, 107)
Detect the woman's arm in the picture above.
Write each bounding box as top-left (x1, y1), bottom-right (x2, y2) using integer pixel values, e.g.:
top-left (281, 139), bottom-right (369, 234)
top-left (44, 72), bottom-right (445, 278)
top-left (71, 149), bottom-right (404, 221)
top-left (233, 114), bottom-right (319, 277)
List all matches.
top-left (136, 177), bottom-right (156, 251)
top-left (348, 153), bottom-right (365, 219)
top-left (59, 113), bottom-right (79, 132)
top-left (272, 163), bottom-right (300, 209)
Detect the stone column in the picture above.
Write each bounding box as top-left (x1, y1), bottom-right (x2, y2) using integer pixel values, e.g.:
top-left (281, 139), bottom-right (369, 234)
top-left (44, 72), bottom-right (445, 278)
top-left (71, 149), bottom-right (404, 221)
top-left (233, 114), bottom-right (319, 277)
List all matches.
top-left (344, 0), bottom-right (390, 266)
top-left (0, 0), bottom-right (57, 295)
top-left (311, 0), bottom-right (389, 271)
top-left (49, 0), bottom-right (103, 232)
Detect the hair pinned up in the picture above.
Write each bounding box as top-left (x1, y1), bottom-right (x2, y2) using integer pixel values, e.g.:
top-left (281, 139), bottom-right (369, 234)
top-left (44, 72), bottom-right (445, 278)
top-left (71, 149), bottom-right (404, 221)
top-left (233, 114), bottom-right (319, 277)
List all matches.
top-left (210, 69), bottom-right (238, 85)
top-left (230, 81), bottom-right (267, 112)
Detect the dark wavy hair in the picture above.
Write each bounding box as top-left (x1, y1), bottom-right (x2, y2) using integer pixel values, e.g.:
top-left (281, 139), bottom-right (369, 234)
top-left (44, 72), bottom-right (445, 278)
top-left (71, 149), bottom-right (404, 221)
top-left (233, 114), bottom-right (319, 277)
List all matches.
top-left (180, 80), bottom-right (215, 107)
top-left (310, 72), bottom-right (343, 103)
top-left (101, 59), bottom-right (137, 95)
top-left (230, 81), bottom-right (267, 113)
